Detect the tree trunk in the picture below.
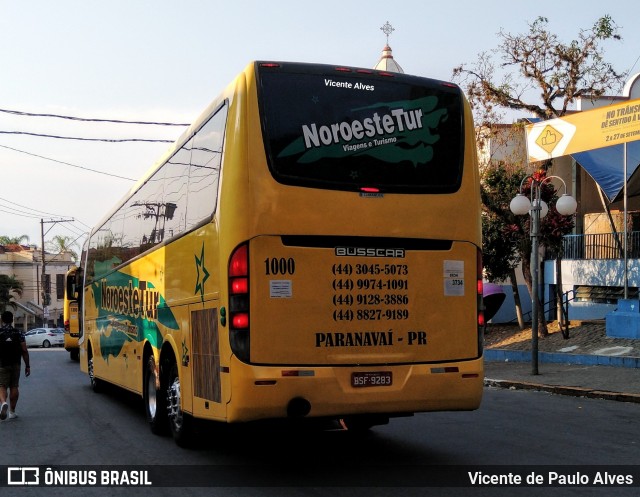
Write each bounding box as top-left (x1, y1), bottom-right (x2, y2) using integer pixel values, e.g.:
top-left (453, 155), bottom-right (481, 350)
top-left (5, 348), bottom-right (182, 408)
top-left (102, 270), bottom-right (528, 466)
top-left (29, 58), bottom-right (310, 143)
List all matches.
top-left (556, 257), bottom-right (570, 338)
top-left (508, 268), bottom-right (525, 330)
top-left (521, 256), bottom-right (549, 337)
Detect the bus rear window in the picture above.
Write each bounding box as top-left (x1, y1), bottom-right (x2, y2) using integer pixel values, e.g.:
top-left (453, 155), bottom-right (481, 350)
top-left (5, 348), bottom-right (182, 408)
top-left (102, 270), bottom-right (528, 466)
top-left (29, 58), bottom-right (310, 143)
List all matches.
top-left (257, 63), bottom-right (465, 193)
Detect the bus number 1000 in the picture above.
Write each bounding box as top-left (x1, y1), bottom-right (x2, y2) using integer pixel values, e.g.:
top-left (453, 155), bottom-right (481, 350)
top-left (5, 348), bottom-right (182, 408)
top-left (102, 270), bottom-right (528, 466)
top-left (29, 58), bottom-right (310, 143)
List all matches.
top-left (264, 257), bottom-right (296, 275)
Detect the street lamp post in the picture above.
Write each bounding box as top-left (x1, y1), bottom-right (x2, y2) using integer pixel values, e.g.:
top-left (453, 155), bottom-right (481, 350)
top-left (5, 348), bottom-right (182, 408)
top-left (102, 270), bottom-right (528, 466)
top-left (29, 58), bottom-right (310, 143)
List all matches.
top-left (510, 175), bottom-right (577, 375)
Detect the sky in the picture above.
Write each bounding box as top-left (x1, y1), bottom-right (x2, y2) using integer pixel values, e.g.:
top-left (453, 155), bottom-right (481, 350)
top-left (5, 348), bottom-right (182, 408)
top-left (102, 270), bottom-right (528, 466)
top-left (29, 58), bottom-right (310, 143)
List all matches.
top-left (1, 0), bottom-right (639, 251)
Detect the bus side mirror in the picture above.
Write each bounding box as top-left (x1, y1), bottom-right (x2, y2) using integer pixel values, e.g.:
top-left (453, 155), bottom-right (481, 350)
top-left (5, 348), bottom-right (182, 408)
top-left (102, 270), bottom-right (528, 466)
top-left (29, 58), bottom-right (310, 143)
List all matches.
top-left (66, 278), bottom-right (77, 300)
top-left (75, 271), bottom-right (84, 305)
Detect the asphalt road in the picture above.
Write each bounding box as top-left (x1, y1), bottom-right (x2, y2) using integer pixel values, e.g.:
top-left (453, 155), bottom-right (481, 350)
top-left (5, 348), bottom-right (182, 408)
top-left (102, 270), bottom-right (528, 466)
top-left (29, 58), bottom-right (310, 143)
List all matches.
top-left (2, 349), bottom-right (639, 497)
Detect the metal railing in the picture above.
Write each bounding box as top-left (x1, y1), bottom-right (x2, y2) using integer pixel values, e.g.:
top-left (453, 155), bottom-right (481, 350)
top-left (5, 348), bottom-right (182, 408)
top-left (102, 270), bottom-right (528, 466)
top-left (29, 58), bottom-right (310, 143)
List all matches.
top-left (561, 232), bottom-right (640, 260)
top-left (509, 289), bottom-right (575, 338)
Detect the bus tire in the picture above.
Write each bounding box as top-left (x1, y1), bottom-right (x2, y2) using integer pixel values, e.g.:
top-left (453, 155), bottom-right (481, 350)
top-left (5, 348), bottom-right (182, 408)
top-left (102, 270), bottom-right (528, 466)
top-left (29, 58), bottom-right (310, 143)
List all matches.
top-left (88, 353), bottom-right (102, 393)
top-left (70, 349), bottom-right (79, 361)
top-left (166, 360), bottom-right (194, 447)
top-left (144, 356), bottom-right (168, 435)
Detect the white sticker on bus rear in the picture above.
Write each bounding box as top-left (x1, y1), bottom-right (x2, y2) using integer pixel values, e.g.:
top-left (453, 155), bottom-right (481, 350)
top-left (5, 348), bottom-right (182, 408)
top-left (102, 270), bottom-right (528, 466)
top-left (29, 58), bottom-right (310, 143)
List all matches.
top-left (270, 280), bottom-right (292, 298)
top-left (443, 260), bottom-right (464, 296)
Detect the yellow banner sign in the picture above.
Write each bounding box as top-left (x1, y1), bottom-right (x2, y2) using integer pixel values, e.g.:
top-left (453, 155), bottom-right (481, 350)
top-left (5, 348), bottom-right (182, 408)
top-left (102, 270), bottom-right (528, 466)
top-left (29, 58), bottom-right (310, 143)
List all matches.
top-left (525, 98), bottom-right (640, 162)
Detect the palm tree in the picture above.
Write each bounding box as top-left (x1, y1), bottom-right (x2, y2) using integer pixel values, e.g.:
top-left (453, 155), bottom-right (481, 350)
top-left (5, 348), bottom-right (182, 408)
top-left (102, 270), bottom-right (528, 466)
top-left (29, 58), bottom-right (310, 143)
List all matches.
top-left (0, 235), bottom-right (30, 245)
top-left (46, 235), bottom-right (78, 263)
top-left (0, 274), bottom-right (24, 312)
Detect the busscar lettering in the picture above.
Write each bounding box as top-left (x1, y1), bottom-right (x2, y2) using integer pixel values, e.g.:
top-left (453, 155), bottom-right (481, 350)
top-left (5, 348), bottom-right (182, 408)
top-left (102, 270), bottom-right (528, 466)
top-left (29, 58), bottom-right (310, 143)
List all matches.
top-left (302, 107), bottom-right (424, 150)
top-left (335, 247), bottom-right (405, 258)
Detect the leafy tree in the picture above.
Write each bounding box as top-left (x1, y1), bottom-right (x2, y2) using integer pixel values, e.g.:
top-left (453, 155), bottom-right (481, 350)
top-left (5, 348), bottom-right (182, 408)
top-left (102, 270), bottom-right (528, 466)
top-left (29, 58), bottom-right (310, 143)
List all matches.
top-left (454, 15), bottom-right (625, 121)
top-left (481, 161), bottom-right (528, 328)
top-left (0, 274), bottom-right (24, 312)
top-left (454, 15), bottom-right (625, 336)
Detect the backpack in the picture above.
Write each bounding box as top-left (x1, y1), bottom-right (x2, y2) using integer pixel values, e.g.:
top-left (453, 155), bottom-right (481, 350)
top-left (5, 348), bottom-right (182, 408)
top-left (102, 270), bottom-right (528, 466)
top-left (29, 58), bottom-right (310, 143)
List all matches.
top-left (0, 327), bottom-right (22, 367)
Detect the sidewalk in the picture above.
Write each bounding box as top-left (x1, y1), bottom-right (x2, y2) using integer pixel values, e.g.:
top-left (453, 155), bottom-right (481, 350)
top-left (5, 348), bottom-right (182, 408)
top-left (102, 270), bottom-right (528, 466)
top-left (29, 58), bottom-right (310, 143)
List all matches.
top-left (483, 320), bottom-right (640, 403)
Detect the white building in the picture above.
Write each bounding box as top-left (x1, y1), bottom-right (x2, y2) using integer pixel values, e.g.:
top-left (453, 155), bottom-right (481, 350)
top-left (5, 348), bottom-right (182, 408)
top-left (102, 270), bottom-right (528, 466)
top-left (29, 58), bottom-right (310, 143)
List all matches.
top-left (483, 73), bottom-right (640, 323)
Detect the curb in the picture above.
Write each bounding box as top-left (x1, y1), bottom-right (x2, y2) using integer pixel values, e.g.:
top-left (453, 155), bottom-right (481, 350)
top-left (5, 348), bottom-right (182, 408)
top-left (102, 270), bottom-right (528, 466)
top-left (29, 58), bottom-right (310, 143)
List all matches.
top-left (484, 378), bottom-right (640, 403)
top-left (484, 349), bottom-right (640, 368)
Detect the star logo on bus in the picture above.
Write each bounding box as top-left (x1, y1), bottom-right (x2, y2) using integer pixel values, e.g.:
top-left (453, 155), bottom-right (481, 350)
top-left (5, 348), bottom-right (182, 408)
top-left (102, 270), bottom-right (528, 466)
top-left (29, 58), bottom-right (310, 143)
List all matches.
top-left (181, 339), bottom-right (189, 367)
top-left (194, 243), bottom-right (210, 302)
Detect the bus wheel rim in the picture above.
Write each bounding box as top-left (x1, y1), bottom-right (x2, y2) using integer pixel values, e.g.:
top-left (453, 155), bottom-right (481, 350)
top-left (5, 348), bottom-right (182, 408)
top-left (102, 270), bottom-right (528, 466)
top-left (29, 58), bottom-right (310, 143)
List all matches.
top-left (167, 376), bottom-right (182, 431)
top-left (147, 370), bottom-right (157, 418)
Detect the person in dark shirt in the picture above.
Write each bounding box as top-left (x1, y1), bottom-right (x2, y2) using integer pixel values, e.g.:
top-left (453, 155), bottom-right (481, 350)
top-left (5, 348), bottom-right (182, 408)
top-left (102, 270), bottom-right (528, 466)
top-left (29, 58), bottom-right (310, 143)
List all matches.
top-left (0, 311), bottom-right (30, 420)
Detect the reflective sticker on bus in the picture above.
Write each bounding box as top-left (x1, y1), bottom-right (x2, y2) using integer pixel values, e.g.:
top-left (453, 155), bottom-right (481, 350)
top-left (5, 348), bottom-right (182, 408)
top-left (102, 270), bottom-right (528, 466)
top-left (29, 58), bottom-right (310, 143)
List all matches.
top-left (443, 260), bottom-right (465, 296)
top-left (269, 280), bottom-right (292, 298)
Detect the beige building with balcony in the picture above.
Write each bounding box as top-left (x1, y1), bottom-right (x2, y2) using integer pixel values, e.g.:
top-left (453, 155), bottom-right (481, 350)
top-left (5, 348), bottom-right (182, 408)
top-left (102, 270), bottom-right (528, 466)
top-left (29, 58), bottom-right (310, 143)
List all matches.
top-left (0, 244), bottom-right (75, 331)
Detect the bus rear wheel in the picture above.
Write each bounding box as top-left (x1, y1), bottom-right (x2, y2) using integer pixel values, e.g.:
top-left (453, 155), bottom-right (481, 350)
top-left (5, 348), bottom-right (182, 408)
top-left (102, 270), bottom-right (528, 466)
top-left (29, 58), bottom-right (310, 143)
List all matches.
top-left (166, 361), bottom-right (194, 446)
top-left (144, 356), bottom-right (168, 435)
top-left (88, 353), bottom-right (102, 393)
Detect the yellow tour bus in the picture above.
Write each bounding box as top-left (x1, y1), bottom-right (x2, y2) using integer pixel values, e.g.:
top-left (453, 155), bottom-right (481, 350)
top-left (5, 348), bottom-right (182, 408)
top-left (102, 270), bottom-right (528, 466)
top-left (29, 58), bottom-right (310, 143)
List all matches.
top-left (78, 61), bottom-right (484, 445)
top-left (63, 266), bottom-right (82, 361)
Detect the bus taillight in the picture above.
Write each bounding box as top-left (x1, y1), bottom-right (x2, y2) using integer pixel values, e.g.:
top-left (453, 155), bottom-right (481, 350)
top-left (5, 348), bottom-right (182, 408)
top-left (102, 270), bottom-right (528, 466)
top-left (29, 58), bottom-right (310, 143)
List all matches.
top-left (229, 243), bottom-right (250, 363)
top-left (232, 313), bottom-right (250, 329)
top-left (230, 244), bottom-right (248, 277)
top-left (477, 248), bottom-right (484, 355)
top-left (64, 319), bottom-right (70, 332)
top-left (231, 278), bottom-right (248, 294)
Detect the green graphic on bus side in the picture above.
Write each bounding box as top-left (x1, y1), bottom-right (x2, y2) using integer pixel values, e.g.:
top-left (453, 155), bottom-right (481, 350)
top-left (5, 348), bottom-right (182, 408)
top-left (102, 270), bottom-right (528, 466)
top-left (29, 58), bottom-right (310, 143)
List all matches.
top-left (278, 96), bottom-right (447, 166)
top-left (91, 271), bottom-right (179, 361)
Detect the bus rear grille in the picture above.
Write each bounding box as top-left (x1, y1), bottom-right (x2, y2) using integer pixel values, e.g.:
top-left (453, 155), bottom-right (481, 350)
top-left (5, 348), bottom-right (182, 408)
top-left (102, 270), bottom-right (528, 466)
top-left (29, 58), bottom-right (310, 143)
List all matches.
top-left (191, 308), bottom-right (221, 403)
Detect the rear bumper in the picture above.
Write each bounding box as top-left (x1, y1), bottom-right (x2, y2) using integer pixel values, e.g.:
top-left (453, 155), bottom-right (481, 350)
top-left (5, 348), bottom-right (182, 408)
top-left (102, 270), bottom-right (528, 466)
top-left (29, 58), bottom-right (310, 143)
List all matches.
top-left (224, 356), bottom-right (484, 422)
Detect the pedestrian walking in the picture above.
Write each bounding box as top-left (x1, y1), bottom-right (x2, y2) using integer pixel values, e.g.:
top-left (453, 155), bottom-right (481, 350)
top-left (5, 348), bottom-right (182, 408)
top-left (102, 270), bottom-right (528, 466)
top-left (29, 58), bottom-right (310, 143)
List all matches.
top-left (0, 311), bottom-right (30, 420)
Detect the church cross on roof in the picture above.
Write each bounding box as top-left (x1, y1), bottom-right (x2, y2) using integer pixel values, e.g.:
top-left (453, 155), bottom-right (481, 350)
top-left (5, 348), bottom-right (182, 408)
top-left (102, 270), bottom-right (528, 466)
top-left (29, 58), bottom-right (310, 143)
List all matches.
top-left (374, 21), bottom-right (404, 74)
top-left (381, 21), bottom-right (395, 44)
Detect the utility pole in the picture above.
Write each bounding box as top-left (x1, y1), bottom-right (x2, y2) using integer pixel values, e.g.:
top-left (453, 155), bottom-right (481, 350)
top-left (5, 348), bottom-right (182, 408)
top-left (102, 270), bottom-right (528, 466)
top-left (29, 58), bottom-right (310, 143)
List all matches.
top-left (40, 218), bottom-right (74, 326)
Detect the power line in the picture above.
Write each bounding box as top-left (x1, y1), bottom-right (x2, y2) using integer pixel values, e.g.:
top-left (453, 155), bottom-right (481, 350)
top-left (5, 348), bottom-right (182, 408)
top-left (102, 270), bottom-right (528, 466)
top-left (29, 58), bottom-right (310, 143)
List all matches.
top-left (0, 194), bottom-right (91, 244)
top-left (0, 204), bottom-right (47, 219)
top-left (0, 107), bottom-right (190, 127)
top-left (0, 206), bottom-right (42, 219)
top-left (0, 144), bottom-right (136, 181)
top-left (626, 55), bottom-right (640, 77)
top-left (0, 196), bottom-right (74, 219)
top-left (0, 198), bottom-right (89, 241)
top-left (0, 130), bottom-right (174, 143)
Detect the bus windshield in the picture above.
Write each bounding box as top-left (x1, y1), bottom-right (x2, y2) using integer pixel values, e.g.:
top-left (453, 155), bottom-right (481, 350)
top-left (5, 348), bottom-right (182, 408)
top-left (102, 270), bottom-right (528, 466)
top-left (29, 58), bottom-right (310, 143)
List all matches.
top-left (258, 63), bottom-right (464, 193)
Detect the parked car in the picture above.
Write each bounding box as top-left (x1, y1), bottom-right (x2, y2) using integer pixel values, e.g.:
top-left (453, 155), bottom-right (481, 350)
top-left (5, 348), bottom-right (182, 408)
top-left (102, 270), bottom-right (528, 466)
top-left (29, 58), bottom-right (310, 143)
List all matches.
top-left (24, 328), bottom-right (64, 348)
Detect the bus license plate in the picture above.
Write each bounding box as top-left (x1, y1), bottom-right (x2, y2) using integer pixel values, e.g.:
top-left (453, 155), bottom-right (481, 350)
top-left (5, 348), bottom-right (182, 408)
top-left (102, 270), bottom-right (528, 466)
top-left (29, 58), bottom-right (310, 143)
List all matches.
top-left (351, 372), bottom-right (392, 388)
